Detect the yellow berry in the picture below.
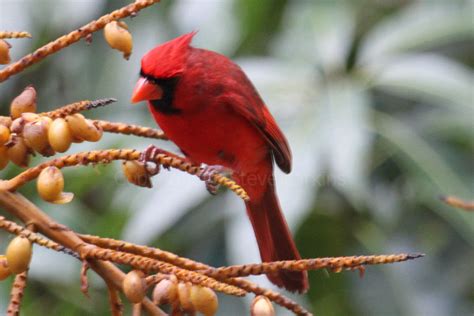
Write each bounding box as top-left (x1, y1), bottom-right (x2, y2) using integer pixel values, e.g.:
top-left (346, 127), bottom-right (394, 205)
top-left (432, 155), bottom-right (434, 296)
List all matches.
top-left (10, 86), bottom-right (37, 119)
top-left (0, 39), bottom-right (11, 64)
top-left (0, 146), bottom-right (9, 170)
top-left (48, 118), bottom-right (73, 153)
top-left (251, 296), bottom-right (275, 316)
top-left (37, 166), bottom-right (73, 204)
top-left (0, 125), bottom-right (10, 145)
top-left (0, 116), bottom-right (12, 128)
top-left (23, 119), bottom-right (54, 157)
top-left (6, 236), bottom-right (32, 274)
top-left (0, 255), bottom-right (11, 280)
top-left (122, 161), bottom-right (152, 188)
top-left (190, 285), bottom-right (218, 316)
top-left (177, 282), bottom-right (194, 312)
top-left (123, 270), bottom-right (147, 304)
top-left (152, 278), bottom-right (178, 305)
top-left (6, 135), bottom-right (30, 167)
top-left (104, 21), bottom-right (133, 60)
top-left (66, 114), bottom-right (102, 142)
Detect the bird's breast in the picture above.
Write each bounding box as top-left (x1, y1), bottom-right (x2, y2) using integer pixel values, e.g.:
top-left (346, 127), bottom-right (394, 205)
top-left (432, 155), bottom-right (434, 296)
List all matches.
top-left (148, 100), bottom-right (268, 174)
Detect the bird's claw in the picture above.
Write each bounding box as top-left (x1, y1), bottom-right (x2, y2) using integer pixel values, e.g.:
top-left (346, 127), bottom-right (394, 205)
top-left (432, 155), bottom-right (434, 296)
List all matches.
top-left (199, 165), bottom-right (231, 195)
top-left (139, 145), bottom-right (168, 176)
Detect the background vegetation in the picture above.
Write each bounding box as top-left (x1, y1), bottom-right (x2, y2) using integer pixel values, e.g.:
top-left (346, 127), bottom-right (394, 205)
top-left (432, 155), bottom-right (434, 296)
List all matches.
top-left (0, 0), bottom-right (472, 315)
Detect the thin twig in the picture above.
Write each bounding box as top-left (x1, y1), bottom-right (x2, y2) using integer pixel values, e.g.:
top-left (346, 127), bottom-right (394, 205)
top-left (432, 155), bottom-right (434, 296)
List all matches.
top-left (80, 233), bottom-right (208, 271)
top-left (0, 31), bottom-right (31, 39)
top-left (7, 272), bottom-right (28, 316)
top-left (94, 120), bottom-right (167, 140)
top-left (81, 261), bottom-right (90, 297)
top-left (132, 304), bottom-right (142, 316)
top-left (107, 282), bottom-right (124, 316)
top-left (39, 98), bottom-right (117, 118)
top-left (440, 195), bottom-right (474, 211)
top-left (204, 254), bottom-right (424, 279)
top-left (0, 216), bottom-right (79, 258)
top-left (0, 0), bottom-right (161, 82)
top-left (0, 149), bottom-right (249, 201)
top-left (80, 244), bottom-right (246, 296)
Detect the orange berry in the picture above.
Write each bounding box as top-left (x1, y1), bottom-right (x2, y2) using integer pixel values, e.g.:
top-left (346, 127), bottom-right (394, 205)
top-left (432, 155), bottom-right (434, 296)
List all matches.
top-left (122, 161), bottom-right (152, 188)
top-left (0, 146), bottom-right (9, 170)
top-left (251, 296), bottom-right (275, 316)
top-left (66, 114), bottom-right (102, 142)
top-left (177, 282), bottom-right (194, 312)
top-left (23, 119), bottom-right (54, 156)
top-left (0, 125), bottom-right (10, 145)
top-left (0, 116), bottom-right (12, 128)
top-left (123, 270), bottom-right (147, 303)
top-left (0, 255), bottom-right (11, 280)
top-left (10, 86), bottom-right (37, 119)
top-left (104, 21), bottom-right (133, 59)
top-left (6, 135), bottom-right (30, 167)
top-left (0, 39), bottom-right (11, 64)
top-left (37, 166), bottom-right (73, 204)
top-left (48, 118), bottom-right (73, 153)
top-left (190, 285), bottom-right (218, 316)
top-left (152, 278), bottom-right (178, 305)
top-left (6, 236), bottom-right (32, 274)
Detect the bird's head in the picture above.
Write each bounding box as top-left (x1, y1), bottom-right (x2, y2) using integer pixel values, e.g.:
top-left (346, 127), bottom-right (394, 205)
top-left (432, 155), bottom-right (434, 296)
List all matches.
top-left (131, 31), bottom-right (196, 103)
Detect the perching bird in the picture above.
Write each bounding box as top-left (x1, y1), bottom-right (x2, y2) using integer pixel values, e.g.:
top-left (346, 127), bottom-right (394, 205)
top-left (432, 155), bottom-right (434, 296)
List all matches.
top-left (131, 32), bottom-right (308, 293)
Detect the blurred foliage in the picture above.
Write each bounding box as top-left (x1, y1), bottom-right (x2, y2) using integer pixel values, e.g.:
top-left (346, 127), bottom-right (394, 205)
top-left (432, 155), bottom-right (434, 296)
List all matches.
top-left (0, 0), bottom-right (473, 315)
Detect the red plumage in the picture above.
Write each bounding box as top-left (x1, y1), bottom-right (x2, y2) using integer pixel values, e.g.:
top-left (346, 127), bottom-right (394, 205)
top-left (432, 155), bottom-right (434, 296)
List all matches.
top-left (132, 32), bottom-right (308, 293)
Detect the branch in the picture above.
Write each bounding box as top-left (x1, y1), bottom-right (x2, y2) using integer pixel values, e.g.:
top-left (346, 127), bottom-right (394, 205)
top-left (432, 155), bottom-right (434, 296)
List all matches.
top-left (39, 98), bottom-right (117, 118)
top-left (0, 191), bottom-right (165, 316)
top-left (80, 245), bottom-right (246, 296)
top-left (0, 32), bottom-right (31, 39)
top-left (7, 271), bottom-right (28, 316)
top-left (107, 282), bottom-right (124, 316)
top-left (0, 0), bottom-right (161, 82)
top-left (94, 120), bottom-right (167, 140)
top-left (204, 254), bottom-right (424, 279)
top-left (0, 149), bottom-right (249, 201)
top-left (79, 234), bottom-right (312, 316)
top-left (440, 195), bottom-right (474, 211)
top-left (0, 216), bottom-right (78, 258)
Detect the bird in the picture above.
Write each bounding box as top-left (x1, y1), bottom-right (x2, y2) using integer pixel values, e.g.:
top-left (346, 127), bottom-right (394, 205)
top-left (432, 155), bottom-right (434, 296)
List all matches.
top-left (131, 32), bottom-right (308, 293)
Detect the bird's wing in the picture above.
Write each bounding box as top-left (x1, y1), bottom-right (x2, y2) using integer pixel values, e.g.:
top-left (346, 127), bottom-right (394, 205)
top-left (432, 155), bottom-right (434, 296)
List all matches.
top-left (219, 91), bottom-right (292, 174)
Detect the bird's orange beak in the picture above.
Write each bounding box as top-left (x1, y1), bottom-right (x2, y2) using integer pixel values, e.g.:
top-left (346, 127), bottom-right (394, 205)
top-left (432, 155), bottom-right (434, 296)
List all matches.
top-left (131, 77), bottom-right (163, 103)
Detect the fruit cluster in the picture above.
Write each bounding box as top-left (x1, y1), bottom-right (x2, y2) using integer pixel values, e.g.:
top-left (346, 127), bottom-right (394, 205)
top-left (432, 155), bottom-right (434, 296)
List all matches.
top-left (121, 271), bottom-right (276, 316)
top-left (1, 86), bottom-right (103, 170)
top-left (123, 271), bottom-right (219, 316)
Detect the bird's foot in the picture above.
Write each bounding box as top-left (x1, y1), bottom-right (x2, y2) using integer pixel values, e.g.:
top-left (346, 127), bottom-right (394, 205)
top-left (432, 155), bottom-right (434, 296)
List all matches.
top-left (139, 145), bottom-right (170, 176)
top-left (199, 164), bottom-right (232, 195)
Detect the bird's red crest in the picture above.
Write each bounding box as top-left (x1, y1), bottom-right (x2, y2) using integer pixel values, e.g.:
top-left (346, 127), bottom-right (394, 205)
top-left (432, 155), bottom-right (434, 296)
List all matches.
top-left (141, 31), bottom-right (196, 79)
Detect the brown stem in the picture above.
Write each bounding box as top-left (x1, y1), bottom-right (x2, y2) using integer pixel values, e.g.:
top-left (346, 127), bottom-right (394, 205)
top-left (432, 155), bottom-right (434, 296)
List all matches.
top-left (204, 254), bottom-right (424, 279)
top-left (94, 120), bottom-right (167, 140)
top-left (80, 233), bottom-right (312, 315)
top-left (440, 195), bottom-right (474, 211)
top-left (0, 0), bottom-right (161, 82)
top-left (39, 98), bottom-right (117, 118)
top-left (0, 149), bottom-right (249, 201)
top-left (107, 282), bottom-right (124, 316)
top-left (0, 31), bottom-right (31, 39)
top-left (7, 271), bottom-right (28, 316)
top-left (80, 244), bottom-right (245, 296)
top-left (0, 191), bottom-right (165, 316)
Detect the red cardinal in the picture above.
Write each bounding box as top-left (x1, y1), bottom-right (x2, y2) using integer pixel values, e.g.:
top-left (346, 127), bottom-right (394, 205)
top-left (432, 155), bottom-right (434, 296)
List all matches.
top-left (131, 32), bottom-right (308, 293)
